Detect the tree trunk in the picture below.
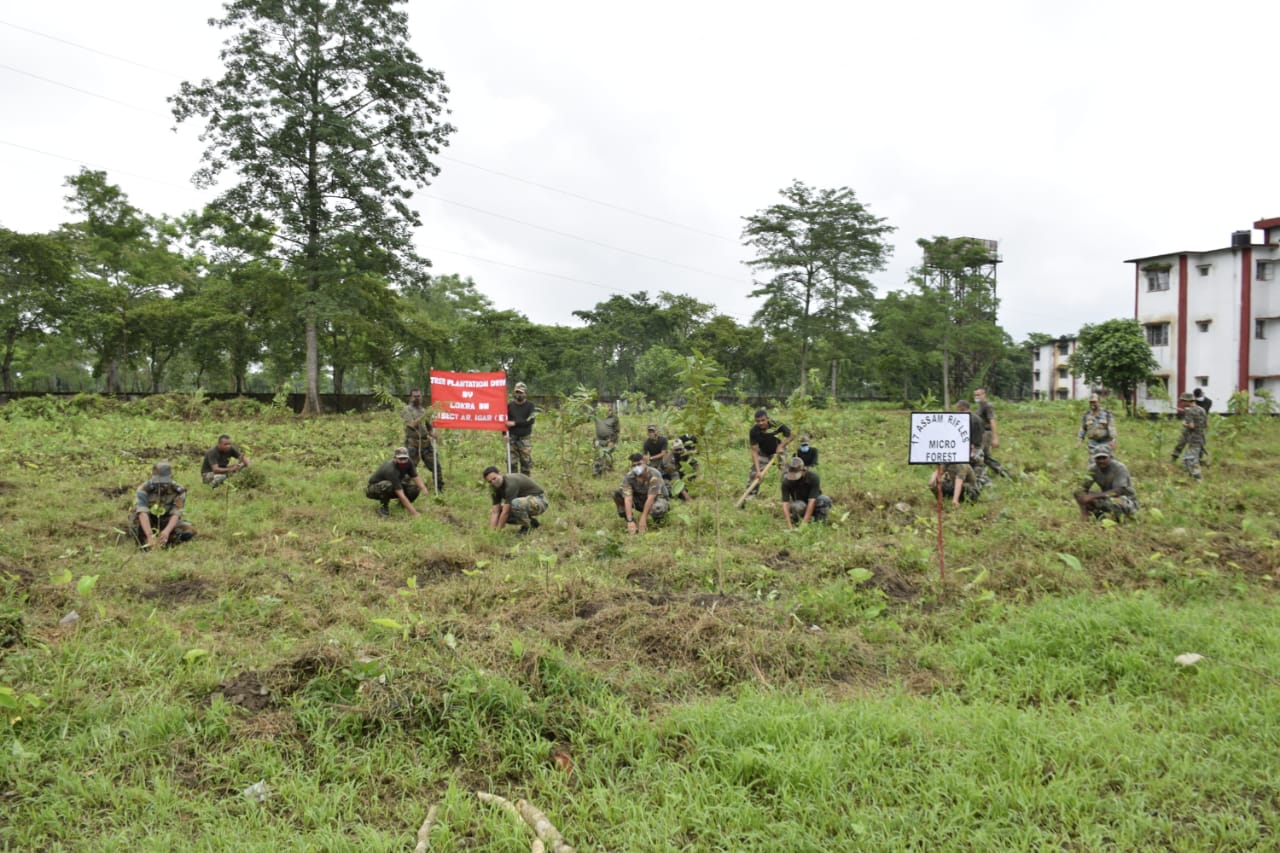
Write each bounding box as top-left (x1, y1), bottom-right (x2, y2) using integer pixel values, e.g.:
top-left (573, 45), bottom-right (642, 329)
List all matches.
top-left (304, 313), bottom-right (321, 414)
top-left (830, 358), bottom-right (838, 402)
top-left (941, 348), bottom-right (950, 409)
top-left (1, 329), bottom-right (14, 393)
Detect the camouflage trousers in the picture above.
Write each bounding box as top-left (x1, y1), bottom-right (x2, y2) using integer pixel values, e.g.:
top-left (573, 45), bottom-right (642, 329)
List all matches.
top-left (592, 440), bottom-right (616, 477)
top-left (509, 436), bottom-right (533, 475)
top-left (1083, 494), bottom-right (1139, 521)
top-left (365, 480), bottom-right (421, 505)
top-left (613, 489), bottom-right (669, 522)
top-left (128, 512), bottom-right (196, 547)
top-left (505, 495), bottom-right (548, 526)
top-left (1181, 443), bottom-right (1204, 480)
top-left (786, 495), bottom-right (833, 524)
top-left (405, 438), bottom-right (444, 489)
top-left (202, 471), bottom-right (229, 488)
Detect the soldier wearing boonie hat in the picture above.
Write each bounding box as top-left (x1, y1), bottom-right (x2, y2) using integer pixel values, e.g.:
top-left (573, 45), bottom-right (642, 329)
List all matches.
top-left (1172, 391), bottom-right (1207, 479)
top-left (779, 456), bottom-right (832, 528)
top-left (129, 460), bottom-right (196, 548)
top-left (1076, 444), bottom-right (1138, 522)
top-left (1079, 392), bottom-right (1117, 456)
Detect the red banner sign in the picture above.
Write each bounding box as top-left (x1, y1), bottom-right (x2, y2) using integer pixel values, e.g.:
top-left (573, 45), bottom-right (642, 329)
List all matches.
top-left (429, 370), bottom-right (509, 431)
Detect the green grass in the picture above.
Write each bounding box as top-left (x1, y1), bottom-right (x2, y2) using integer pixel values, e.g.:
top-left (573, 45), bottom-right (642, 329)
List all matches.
top-left (1, 395), bottom-right (1278, 850)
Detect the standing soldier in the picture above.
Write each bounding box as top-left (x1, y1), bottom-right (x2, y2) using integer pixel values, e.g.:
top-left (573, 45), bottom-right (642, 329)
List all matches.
top-left (1078, 393), bottom-right (1118, 457)
top-left (483, 466), bottom-right (548, 536)
top-left (973, 388), bottom-right (1007, 479)
top-left (130, 461), bottom-right (196, 548)
top-left (401, 388), bottom-right (442, 491)
top-left (592, 401), bottom-right (620, 476)
top-left (505, 382), bottom-right (537, 475)
top-left (1172, 391), bottom-right (1207, 479)
top-left (614, 452), bottom-right (670, 533)
top-left (747, 408), bottom-right (794, 497)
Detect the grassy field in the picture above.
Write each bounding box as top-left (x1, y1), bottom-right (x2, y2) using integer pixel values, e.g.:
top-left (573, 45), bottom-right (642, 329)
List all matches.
top-left (2, 394), bottom-right (1278, 851)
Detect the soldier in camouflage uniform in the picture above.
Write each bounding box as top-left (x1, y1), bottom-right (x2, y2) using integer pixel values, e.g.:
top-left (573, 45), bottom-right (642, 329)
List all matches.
top-left (401, 388), bottom-right (442, 491)
top-left (129, 461), bottom-right (196, 548)
top-left (1078, 393), bottom-right (1118, 457)
top-left (929, 462), bottom-right (979, 506)
top-left (483, 466), bottom-right (548, 535)
top-left (504, 382), bottom-right (536, 475)
top-left (614, 452), bottom-right (670, 533)
top-left (592, 402), bottom-right (620, 476)
top-left (1172, 391), bottom-right (1207, 479)
top-left (1075, 447), bottom-right (1138, 521)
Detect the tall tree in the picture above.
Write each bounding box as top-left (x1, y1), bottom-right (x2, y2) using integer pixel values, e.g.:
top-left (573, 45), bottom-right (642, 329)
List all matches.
top-left (742, 180), bottom-right (895, 392)
top-left (171, 0), bottom-right (456, 414)
top-left (0, 228), bottom-right (72, 393)
top-left (1067, 319), bottom-right (1158, 414)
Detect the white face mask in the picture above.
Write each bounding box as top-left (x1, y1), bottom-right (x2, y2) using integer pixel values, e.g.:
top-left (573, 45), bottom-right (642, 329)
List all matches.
top-left (631, 465), bottom-right (646, 477)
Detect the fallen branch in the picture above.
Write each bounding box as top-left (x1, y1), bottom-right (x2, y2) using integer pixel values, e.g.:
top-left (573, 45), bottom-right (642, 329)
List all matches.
top-left (516, 799), bottom-right (576, 853)
top-left (412, 804), bottom-right (438, 853)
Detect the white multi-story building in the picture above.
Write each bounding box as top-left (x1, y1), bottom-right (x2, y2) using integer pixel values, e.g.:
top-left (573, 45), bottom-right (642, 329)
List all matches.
top-left (1030, 336), bottom-right (1090, 400)
top-left (1127, 216), bottom-right (1280, 412)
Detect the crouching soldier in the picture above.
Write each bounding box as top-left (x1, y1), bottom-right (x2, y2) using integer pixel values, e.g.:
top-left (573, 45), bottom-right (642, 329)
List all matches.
top-left (1075, 447), bottom-right (1138, 522)
top-left (130, 460), bottom-right (196, 548)
top-left (613, 452), bottom-right (669, 533)
top-left (201, 433), bottom-right (250, 488)
top-left (366, 447), bottom-right (428, 518)
top-left (929, 462), bottom-right (979, 507)
top-left (483, 466), bottom-right (548, 536)
top-left (780, 457), bottom-right (832, 528)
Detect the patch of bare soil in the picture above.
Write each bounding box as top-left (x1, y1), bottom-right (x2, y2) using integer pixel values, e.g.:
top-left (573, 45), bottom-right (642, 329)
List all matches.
top-left (763, 550), bottom-right (792, 570)
top-left (868, 567), bottom-right (918, 602)
top-left (210, 646), bottom-right (344, 714)
top-left (418, 556), bottom-right (469, 582)
top-left (1216, 544), bottom-right (1278, 576)
top-left (136, 576), bottom-right (214, 605)
top-left (0, 480), bottom-right (13, 494)
top-left (98, 484), bottom-right (133, 499)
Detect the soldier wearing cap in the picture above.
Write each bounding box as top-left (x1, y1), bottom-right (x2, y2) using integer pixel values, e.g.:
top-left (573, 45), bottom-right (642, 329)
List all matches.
top-left (780, 457), bottom-right (832, 528)
top-left (130, 461), bottom-right (196, 548)
top-left (642, 424), bottom-right (677, 479)
top-left (1075, 446), bottom-right (1138, 521)
top-left (365, 447), bottom-right (429, 517)
top-left (504, 382), bottom-right (537, 475)
top-left (614, 452), bottom-right (669, 533)
top-left (401, 387), bottom-right (443, 491)
top-left (1172, 391), bottom-right (1207, 479)
top-left (1078, 393), bottom-right (1117, 456)
top-left (795, 434), bottom-right (819, 469)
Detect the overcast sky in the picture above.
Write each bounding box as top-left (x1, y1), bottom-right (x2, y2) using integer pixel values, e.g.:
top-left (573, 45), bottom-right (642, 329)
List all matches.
top-left (3, 1), bottom-right (1279, 341)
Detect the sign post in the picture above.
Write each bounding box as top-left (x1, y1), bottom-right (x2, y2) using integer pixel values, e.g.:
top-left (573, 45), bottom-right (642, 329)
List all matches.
top-left (908, 412), bottom-right (972, 582)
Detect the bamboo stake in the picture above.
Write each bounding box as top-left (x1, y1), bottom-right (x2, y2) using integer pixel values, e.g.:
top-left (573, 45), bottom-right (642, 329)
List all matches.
top-left (735, 454), bottom-right (778, 508)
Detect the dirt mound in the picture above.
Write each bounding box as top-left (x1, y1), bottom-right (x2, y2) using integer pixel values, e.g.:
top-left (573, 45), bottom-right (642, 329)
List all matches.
top-left (136, 576), bottom-right (213, 605)
top-left (210, 646), bottom-right (344, 714)
top-left (98, 484), bottom-right (133, 498)
top-left (418, 556), bottom-right (470, 582)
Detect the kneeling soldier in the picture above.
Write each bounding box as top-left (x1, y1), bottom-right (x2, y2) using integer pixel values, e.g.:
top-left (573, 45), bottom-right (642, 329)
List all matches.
top-left (483, 466), bottom-right (548, 535)
top-left (780, 457), bottom-right (832, 528)
top-left (929, 463), bottom-right (979, 507)
top-left (201, 433), bottom-right (250, 488)
top-left (130, 460), bottom-right (195, 548)
top-left (613, 452), bottom-right (669, 534)
top-left (1075, 447), bottom-right (1138, 522)
top-left (366, 447), bottom-right (428, 518)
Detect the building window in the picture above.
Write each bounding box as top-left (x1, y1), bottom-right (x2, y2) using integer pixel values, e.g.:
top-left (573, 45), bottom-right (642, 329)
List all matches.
top-left (1032, 349), bottom-right (1040, 361)
top-left (1145, 323), bottom-right (1170, 346)
top-left (1057, 366), bottom-right (1068, 379)
top-left (1258, 319), bottom-right (1268, 340)
top-left (1197, 264), bottom-right (1211, 276)
top-left (1056, 388), bottom-right (1068, 400)
top-left (1057, 341), bottom-right (1070, 355)
top-left (1258, 261), bottom-right (1275, 282)
top-left (1146, 269), bottom-right (1170, 291)
top-left (1196, 320), bottom-right (1211, 332)
top-left (1195, 375), bottom-right (1209, 386)
top-left (1033, 370), bottom-right (1040, 381)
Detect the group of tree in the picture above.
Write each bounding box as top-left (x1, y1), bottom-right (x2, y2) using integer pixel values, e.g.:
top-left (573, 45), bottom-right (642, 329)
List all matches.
top-left (1, 0), bottom-right (1085, 405)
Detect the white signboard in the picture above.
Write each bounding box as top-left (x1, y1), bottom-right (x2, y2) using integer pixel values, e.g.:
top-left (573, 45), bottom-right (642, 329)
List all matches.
top-left (908, 411), bottom-right (972, 465)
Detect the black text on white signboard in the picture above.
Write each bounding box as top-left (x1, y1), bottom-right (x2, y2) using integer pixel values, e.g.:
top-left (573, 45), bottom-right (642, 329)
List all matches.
top-left (908, 412), bottom-right (972, 465)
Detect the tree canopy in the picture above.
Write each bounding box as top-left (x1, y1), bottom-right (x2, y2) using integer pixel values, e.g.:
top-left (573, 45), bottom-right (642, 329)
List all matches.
top-left (1067, 319), bottom-right (1159, 413)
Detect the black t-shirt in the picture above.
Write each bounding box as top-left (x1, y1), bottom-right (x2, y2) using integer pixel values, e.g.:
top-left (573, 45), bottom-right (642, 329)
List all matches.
top-left (201, 445), bottom-right (241, 475)
top-left (796, 445), bottom-right (818, 467)
top-left (781, 470), bottom-right (822, 503)
top-left (749, 420), bottom-right (791, 457)
top-left (507, 399), bottom-right (536, 437)
top-left (643, 435), bottom-right (669, 457)
top-left (369, 459), bottom-right (417, 491)
top-left (1196, 395), bottom-right (1212, 412)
